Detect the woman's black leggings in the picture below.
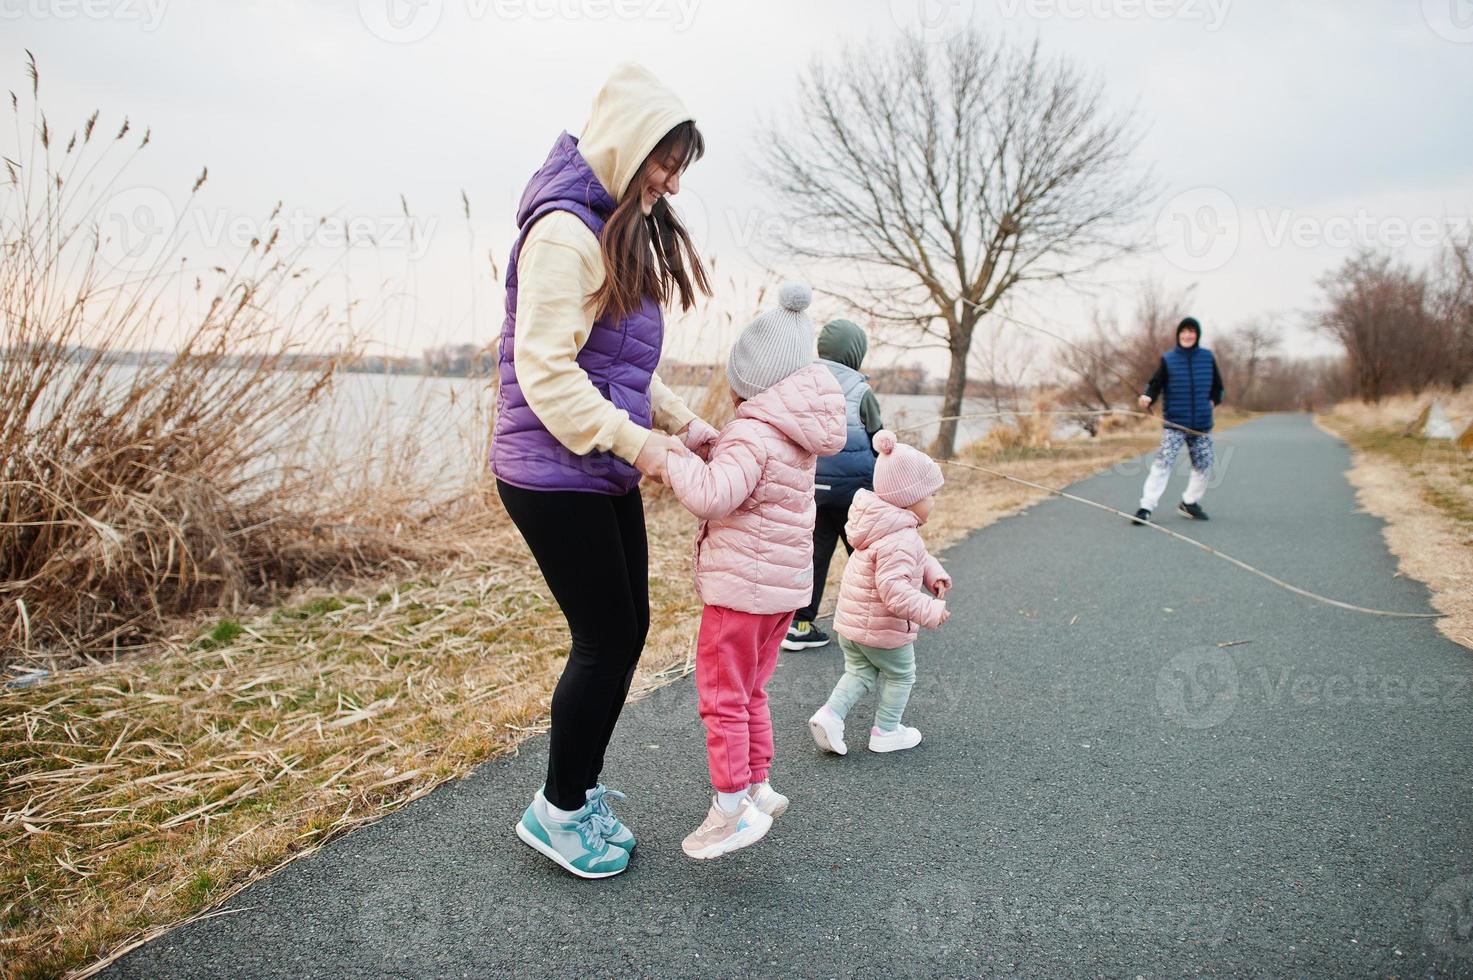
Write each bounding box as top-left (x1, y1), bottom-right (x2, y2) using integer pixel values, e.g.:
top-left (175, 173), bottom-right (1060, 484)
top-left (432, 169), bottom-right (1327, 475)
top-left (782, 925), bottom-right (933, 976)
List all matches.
top-left (497, 479), bottom-right (650, 812)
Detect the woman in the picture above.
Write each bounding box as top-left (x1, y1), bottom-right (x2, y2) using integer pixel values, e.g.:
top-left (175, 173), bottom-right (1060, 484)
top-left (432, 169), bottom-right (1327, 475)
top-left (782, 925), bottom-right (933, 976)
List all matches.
top-left (492, 63), bottom-right (717, 879)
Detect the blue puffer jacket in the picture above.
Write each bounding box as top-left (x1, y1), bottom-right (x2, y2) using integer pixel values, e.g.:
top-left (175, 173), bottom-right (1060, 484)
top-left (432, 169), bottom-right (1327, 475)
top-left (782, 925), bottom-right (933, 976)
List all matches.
top-left (1161, 345), bottom-right (1218, 433)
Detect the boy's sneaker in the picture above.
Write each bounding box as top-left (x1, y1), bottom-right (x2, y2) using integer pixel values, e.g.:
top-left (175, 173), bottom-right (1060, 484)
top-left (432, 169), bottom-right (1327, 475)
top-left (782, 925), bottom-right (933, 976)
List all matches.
top-left (868, 724), bottom-right (922, 753)
top-left (585, 784), bottom-right (635, 851)
top-left (747, 781), bottom-right (789, 819)
top-left (516, 788), bottom-right (630, 879)
top-left (1131, 508), bottom-right (1151, 525)
top-left (1178, 500), bottom-right (1209, 521)
top-left (782, 620), bottom-right (831, 651)
top-left (808, 704), bottom-right (848, 756)
top-left (681, 798), bottom-right (773, 860)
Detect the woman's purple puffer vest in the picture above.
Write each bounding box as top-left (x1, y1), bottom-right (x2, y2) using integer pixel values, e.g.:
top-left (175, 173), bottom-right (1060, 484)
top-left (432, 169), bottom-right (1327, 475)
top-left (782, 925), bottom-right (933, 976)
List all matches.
top-left (490, 131), bottom-right (663, 495)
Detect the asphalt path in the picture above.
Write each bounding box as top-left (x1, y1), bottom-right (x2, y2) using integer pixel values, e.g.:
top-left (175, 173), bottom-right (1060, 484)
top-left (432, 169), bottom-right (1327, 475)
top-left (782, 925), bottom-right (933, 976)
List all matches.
top-left (105, 414), bottom-right (1473, 978)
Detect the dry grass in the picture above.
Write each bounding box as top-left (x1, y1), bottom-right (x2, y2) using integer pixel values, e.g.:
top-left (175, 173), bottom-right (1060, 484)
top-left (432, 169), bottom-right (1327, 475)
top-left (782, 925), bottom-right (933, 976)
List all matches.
top-left (0, 411), bottom-right (1164, 978)
top-left (0, 59), bottom-right (468, 668)
top-left (1317, 389), bottom-right (1473, 650)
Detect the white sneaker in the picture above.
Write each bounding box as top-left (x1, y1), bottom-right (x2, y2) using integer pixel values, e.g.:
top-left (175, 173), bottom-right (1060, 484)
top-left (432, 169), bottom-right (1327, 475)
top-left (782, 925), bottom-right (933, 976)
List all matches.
top-left (681, 798), bottom-right (773, 860)
top-left (808, 705), bottom-right (848, 756)
top-left (868, 724), bottom-right (922, 753)
top-left (747, 781), bottom-right (789, 818)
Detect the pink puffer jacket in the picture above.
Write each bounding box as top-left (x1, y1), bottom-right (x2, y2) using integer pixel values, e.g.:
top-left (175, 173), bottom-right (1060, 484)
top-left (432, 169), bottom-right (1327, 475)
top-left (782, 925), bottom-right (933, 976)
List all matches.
top-left (666, 364), bottom-right (847, 614)
top-left (834, 489), bottom-right (950, 648)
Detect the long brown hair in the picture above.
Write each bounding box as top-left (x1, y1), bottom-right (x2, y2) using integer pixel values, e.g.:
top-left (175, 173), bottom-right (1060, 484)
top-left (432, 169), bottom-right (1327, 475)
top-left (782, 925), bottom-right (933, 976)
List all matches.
top-left (592, 121), bottom-right (711, 320)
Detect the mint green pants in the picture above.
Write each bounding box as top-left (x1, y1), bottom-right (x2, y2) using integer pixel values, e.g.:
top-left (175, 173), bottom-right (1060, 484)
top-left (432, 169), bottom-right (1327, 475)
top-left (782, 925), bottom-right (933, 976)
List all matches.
top-left (825, 635), bottom-right (917, 732)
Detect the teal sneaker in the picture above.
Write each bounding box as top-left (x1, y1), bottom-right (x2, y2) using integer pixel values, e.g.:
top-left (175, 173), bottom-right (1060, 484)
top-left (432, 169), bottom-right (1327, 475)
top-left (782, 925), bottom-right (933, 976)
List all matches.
top-left (586, 784), bottom-right (636, 851)
top-left (515, 788), bottom-right (630, 879)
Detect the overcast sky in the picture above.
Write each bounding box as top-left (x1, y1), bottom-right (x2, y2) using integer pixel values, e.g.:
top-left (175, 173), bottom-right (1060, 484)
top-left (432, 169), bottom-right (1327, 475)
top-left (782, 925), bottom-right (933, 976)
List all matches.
top-left (5, 0), bottom-right (1471, 373)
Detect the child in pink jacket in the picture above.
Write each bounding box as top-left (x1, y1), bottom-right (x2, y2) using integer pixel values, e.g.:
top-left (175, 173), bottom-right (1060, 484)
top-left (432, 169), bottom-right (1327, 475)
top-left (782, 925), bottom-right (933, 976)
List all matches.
top-left (664, 282), bottom-right (846, 860)
top-left (808, 430), bottom-right (950, 755)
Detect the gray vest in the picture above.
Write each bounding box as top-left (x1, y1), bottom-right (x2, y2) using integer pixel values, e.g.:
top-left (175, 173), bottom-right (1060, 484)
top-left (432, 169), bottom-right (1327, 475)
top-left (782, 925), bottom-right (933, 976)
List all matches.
top-left (815, 359), bottom-right (874, 507)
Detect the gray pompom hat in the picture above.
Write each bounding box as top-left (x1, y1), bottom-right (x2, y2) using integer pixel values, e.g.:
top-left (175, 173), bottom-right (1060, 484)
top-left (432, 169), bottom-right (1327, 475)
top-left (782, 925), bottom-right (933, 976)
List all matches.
top-left (726, 281), bottom-right (816, 400)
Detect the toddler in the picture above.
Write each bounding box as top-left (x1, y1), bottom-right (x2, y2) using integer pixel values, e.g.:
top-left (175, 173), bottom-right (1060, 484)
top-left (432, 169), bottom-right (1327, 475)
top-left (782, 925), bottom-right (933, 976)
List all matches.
top-left (664, 281), bottom-right (846, 859)
top-left (808, 430), bottom-right (950, 755)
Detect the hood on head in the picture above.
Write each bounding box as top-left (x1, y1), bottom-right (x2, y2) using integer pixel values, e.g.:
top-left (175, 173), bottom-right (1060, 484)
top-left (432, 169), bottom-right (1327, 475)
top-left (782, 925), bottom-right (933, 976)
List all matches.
top-left (578, 62), bottom-right (693, 203)
top-left (845, 489), bottom-right (919, 550)
top-left (736, 363), bottom-right (847, 456)
top-left (1176, 317), bottom-right (1202, 346)
top-left (817, 319), bottom-right (868, 370)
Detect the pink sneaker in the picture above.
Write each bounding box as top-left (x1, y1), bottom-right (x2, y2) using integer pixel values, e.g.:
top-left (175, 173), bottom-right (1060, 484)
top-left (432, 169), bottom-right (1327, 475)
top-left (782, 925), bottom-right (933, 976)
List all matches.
top-left (681, 798), bottom-right (773, 860)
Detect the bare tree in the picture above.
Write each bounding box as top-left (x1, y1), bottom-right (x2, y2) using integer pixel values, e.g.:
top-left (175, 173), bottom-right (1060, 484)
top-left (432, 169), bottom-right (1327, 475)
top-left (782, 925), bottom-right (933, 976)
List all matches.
top-left (1058, 280), bottom-right (1193, 429)
top-left (756, 29), bottom-right (1151, 457)
top-left (1215, 319), bottom-right (1280, 409)
top-left (1432, 231), bottom-right (1473, 386)
top-left (1317, 250), bottom-right (1453, 402)
top-left (971, 319), bottom-right (1036, 414)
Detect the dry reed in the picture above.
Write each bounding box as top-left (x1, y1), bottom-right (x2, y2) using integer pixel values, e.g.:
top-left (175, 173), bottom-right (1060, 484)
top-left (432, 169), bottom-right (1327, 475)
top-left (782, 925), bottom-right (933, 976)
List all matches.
top-left (0, 59), bottom-right (464, 668)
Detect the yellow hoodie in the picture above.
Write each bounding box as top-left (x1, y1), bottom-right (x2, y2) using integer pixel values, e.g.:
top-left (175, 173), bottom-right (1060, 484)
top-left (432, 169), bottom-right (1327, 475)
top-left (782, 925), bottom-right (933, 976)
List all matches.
top-left (513, 63), bottom-right (699, 465)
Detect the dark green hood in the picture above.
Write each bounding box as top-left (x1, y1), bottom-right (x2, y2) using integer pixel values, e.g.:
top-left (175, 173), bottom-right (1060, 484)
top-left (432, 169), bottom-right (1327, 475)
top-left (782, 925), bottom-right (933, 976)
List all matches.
top-left (817, 318), bottom-right (868, 371)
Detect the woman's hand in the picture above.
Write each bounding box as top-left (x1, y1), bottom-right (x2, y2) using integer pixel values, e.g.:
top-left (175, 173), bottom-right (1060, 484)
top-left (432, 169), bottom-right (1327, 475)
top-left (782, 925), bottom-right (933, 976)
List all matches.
top-left (634, 431), bottom-right (687, 485)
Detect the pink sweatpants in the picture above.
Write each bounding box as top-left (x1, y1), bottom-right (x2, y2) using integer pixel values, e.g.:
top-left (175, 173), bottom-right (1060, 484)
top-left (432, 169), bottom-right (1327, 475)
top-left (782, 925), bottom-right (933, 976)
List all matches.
top-left (695, 604), bottom-right (792, 794)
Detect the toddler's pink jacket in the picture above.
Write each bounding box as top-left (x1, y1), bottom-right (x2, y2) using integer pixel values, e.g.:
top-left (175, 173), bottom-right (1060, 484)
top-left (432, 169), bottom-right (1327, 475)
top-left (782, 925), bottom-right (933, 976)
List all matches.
top-left (834, 489), bottom-right (950, 648)
top-left (666, 364), bottom-right (846, 615)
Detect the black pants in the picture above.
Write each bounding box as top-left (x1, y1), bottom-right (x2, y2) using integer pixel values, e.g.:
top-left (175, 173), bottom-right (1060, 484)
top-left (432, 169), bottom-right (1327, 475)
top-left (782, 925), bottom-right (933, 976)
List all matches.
top-left (497, 480), bottom-right (649, 811)
top-left (794, 502), bottom-right (853, 624)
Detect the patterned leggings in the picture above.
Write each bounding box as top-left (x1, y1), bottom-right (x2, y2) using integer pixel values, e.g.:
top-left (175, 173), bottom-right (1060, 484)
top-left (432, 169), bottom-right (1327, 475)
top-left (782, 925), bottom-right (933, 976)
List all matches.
top-left (1140, 429), bottom-right (1214, 511)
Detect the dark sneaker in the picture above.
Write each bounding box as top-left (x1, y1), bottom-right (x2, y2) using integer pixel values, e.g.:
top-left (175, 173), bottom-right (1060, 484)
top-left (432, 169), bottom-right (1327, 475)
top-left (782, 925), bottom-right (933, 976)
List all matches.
top-left (1131, 508), bottom-right (1151, 526)
top-left (781, 620), bottom-right (831, 651)
top-left (1178, 501), bottom-right (1209, 521)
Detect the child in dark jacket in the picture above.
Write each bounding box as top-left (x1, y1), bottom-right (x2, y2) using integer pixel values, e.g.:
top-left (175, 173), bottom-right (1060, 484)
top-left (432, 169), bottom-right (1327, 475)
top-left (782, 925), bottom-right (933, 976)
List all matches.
top-left (782, 318), bottom-right (884, 652)
top-left (1132, 317), bottom-right (1225, 524)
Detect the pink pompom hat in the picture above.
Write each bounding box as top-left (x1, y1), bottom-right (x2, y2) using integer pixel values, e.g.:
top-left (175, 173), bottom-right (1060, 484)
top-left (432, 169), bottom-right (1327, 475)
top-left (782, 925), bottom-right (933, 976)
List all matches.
top-left (871, 429), bottom-right (944, 508)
